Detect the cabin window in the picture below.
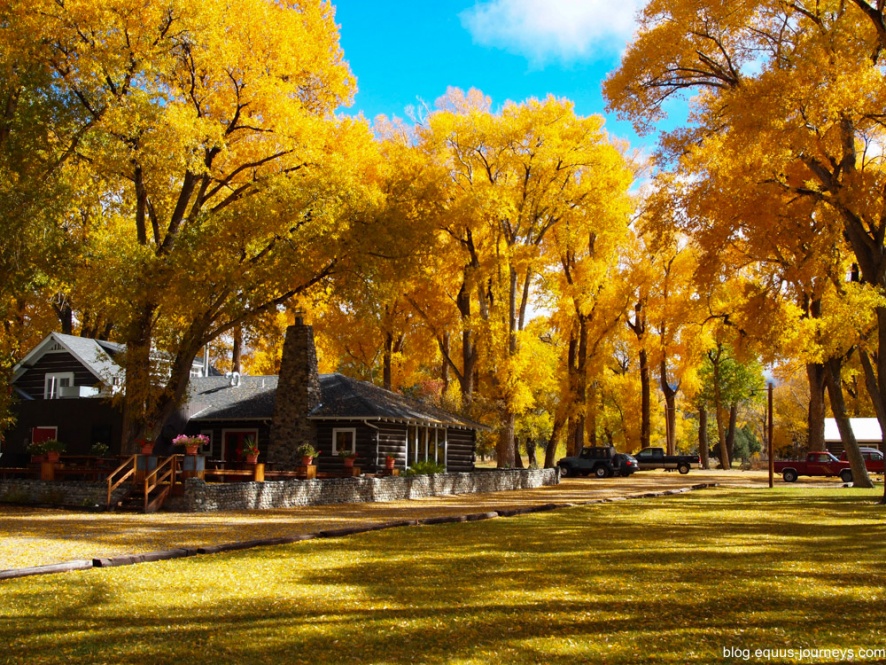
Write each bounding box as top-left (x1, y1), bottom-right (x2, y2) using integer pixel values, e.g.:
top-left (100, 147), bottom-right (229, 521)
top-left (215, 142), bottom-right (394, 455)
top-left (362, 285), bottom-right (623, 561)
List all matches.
top-left (332, 428), bottom-right (356, 455)
top-left (44, 372), bottom-right (74, 399)
top-left (200, 430), bottom-right (215, 458)
top-left (406, 426), bottom-right (446, 466)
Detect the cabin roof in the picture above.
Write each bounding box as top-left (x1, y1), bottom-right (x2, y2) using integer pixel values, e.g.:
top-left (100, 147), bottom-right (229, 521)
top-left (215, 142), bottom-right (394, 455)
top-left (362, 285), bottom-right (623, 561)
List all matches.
top-left (186, 372), bottom-right (484, 429)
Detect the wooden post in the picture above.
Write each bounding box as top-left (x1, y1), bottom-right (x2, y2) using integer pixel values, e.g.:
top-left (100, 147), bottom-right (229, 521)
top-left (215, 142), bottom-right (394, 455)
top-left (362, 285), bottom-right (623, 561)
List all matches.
top-left (253, 463), bottom-right (265, 482)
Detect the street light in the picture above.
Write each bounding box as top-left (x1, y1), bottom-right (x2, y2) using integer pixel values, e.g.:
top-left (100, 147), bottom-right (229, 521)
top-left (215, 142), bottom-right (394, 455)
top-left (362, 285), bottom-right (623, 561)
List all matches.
top-left (768, 380), bottom-right (774, 489)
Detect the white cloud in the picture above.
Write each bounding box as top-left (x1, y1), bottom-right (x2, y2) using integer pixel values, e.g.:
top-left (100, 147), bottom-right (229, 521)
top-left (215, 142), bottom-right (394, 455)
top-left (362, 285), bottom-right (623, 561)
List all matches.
top-left (460, 0), bottom-right (643, 65)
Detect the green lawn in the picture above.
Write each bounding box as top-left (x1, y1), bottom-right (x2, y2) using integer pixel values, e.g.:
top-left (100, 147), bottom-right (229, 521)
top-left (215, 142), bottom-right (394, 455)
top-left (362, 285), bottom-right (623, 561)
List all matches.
top-left (1, 487), bottom-right (883, 664)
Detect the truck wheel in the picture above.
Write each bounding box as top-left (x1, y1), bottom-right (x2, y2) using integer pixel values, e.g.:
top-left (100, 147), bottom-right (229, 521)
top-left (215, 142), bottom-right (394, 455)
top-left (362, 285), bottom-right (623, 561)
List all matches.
top-left (678, 463), bottom-right (690, 475)
top-left (840, 469), bottom-right (853, 483)
top-left (594, 466), bottom-right (610, 478)
top-left (782, 469), bottom-right (798, 483)
top-left (558, 465), bottom-right (572, 478)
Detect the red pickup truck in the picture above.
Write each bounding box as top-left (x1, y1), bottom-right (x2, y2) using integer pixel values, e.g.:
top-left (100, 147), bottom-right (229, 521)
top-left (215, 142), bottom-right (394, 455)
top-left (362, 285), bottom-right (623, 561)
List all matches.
top-left (775, 452), bottom-right (854, 483)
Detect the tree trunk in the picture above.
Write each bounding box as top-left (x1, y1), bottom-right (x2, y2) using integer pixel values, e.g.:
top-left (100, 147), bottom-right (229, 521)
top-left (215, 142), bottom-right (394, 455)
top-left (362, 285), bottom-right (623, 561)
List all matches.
top-left (660, 360), bottom-right (677, 455)
top-left (497, 410), bottom-right (516, 467)
top-left (825, 357), bottom-right (873, 488)
top-left (232, 324), bottom-right (243, 374)
top-left (544, 414), bottom-right (566, 468)
top-left (383, 331), bottom-right (394, 391)
top-left (121, 303), bottom-right (157, 452)
top-left (638, 348), bottom-right (651, 449)
top-left (513, 437), bottom-right (524, 468)
top-left (698, 406), bottom-right (710, 470)
top-left (726, 403), bottom-right (737, 463)
top-left (526, 439), bottom-right (537, 468)
top-left (806, 362), bottom-right (827, 451)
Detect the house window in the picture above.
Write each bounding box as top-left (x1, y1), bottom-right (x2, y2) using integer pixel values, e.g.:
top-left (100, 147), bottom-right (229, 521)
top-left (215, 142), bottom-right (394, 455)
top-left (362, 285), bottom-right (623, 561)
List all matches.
top-left (44, 372), bottom-right (74, 399)
top-left (332, 428), bottom-right (356, 455)
top-left (200, 430), bottom-right (216, 458)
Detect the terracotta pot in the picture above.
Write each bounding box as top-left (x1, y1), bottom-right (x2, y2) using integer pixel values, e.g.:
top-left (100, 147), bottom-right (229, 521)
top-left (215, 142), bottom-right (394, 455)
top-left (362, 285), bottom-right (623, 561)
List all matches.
top-left (46, 451), bottom-right (61, 463)
top-left (385, 457), bottom-right (395, 470)
top-left (245, 453), bottom-right (259, 464)
top-left (185, 445), bottom-right (199, 455)
top-left (140, 444), bottom-right (154, 456)
top-left (301, 455), bottom-right (314, 466)
top-left (343, 457), bottom-right (355, 468)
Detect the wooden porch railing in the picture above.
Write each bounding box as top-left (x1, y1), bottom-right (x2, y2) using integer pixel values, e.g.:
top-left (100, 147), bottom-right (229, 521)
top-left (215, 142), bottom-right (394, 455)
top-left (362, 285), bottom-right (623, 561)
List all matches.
top-left (106, 455), bottom-right (138, 509)
top-left (143, 455), bottom-right (179, 513)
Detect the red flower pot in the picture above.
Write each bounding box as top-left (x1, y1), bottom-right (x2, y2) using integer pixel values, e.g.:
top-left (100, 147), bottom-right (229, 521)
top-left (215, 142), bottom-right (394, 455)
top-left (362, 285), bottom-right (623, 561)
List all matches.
top-left (246, 453), bottom-right (259, 464)
top-left (301, 455), bottom-right (314, 466)
top-left (344, 457), bottom-right (355, 468)
top-left (185, 445), bottom-right (199, 455)
top-left (141, 444), bottom-right (155, 456)
top-left (46, 451), bottom-right (60, 463)
top-left (385, 457), bottom-right (395, 470)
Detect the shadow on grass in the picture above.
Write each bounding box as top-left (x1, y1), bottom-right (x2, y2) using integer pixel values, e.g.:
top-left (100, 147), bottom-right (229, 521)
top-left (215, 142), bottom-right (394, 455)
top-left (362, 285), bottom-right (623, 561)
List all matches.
top-left (1, 488), bottom-right (884, 664)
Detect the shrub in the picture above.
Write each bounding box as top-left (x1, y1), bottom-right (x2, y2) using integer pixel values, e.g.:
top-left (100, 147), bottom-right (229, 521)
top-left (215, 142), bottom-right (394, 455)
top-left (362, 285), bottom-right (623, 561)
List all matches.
top-left (404, 460), bottom-right (446, 476)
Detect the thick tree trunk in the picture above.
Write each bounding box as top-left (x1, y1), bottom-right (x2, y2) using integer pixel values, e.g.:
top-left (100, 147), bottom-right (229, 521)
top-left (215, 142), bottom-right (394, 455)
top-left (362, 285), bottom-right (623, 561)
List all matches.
top-left (121, 304), bottom-right (157, 452)
top-left (825, 357), bottom-right (873, 488)
top-left (698, 406), bottom-right (710, 469)
top-left (498, 410), bottom-right (516, 467)
top-left (806, 362), bottom-right (827, 451)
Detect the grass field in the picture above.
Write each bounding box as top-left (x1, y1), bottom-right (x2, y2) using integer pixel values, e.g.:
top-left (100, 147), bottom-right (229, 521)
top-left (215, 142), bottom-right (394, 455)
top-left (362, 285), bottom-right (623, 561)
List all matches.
top-left (1, 486), bottom-right (883, 664)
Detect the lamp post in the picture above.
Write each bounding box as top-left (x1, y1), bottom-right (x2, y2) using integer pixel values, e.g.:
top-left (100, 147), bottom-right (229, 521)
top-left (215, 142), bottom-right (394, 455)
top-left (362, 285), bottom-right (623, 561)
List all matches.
top-left (768, 380), bottom-right (774, 488)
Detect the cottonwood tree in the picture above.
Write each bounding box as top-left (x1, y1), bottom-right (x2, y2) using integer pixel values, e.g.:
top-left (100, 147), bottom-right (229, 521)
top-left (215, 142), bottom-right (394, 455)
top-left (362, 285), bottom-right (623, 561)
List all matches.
top-left (7, 0), bottom-right (366, 447)
top-left (417, 89), bottom-right (633, 466)
top-left (605, 0), bottom-right (886, 499)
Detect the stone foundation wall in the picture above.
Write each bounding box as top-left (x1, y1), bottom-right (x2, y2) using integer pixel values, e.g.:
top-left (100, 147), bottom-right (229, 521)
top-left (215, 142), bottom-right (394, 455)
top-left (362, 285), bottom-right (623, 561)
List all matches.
top-left (173, 468), bottom-right (559, 512)
top-left (0, 479), bottom-right (128, 510)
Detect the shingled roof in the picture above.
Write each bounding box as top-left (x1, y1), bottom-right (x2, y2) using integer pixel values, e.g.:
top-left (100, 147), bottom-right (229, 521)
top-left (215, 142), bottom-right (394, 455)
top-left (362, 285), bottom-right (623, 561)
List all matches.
top-left (187, 376), bottom-right (279, 421)
top-left (186, 372), bottom-right (483, 430)
top-left (309, 374), bottom-right (484, 429)
top-left (11, 332), bottom-right (125, 385)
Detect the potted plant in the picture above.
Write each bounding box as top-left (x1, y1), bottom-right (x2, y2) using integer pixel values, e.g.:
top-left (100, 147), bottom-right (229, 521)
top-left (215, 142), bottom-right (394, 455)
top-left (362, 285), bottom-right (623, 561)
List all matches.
top-left (243, 437), bottom-right (260, 464)
top-left (90, 442), bottom-right (109, 457)
top-left (27, 441), bottom-right (46, 463)
top-left (138, 438), bottom-right (155, 455)
top-left (385, 454), bottom-right (396, 470)
top-left (173, 433), bottom-right (209, 455)
top-left (296, 443), bottom-right (319, 466)
top-left (338, 448), bottom-right (358, 468)
top-left (41, 439), bottom-right (66, 463)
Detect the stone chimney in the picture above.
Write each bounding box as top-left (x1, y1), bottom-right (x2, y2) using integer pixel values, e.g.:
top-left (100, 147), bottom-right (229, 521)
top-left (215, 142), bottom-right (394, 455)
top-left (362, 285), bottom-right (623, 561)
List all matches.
top-left (269, 314), bottom-right (321, 467)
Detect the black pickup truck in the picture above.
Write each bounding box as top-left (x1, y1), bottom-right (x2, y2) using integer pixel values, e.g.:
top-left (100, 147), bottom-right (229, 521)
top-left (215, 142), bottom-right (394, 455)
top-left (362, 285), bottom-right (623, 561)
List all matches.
top-left (557, 446), bottom-right (638, 478)
top-left (634, 447), bottom-right (698, 474)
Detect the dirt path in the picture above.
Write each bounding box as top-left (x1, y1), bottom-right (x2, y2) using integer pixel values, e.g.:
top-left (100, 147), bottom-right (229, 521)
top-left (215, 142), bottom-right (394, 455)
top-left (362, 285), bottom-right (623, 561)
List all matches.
top-left (0, 470), bottom-right (774, 571)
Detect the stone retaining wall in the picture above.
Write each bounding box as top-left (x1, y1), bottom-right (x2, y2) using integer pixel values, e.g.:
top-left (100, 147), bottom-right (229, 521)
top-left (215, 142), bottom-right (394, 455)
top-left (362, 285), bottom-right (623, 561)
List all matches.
top-left (172, 468), bottom-right (560, 512)
top-left (0, 479), bottom-right (128, 509)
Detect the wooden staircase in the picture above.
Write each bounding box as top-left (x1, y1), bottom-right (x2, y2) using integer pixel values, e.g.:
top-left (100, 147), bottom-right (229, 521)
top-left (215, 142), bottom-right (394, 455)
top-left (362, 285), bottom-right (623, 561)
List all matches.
top-left (106, 455), bottom-right (179, 513)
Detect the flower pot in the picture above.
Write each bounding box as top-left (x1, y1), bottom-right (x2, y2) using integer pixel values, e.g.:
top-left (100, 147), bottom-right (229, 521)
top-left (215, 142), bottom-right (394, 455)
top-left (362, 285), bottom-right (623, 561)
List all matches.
top-left (185, 445), bottom-right (199, 455)
top-left (46, 451), bottom-right (61, 463)
top-left (30, 454), bottom-right (45, 464)
top-left (343, 457), bottom-right (355, 468)
top-left (245, 453), bottom-right (259, 464)
top-left (140, 444), bottom-right (154, 456)
top-left (301, 455), bottom-right (314, 466)
top-left (385, 458), bottom-right (395, 470)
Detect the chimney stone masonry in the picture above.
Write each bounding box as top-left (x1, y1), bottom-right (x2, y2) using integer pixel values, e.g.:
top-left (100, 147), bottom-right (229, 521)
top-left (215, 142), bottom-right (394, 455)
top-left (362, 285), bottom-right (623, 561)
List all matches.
top-left (269, 316), bottom-right (321, 468)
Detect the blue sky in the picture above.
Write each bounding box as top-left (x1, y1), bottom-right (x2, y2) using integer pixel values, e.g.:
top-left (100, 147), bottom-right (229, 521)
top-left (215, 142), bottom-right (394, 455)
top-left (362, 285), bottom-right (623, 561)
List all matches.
top-left (332, 0), bottom-right (667, 153)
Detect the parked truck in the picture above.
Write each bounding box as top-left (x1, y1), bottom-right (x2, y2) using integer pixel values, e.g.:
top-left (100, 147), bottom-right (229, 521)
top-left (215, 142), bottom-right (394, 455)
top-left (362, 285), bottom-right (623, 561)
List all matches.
top-left (839, 447), bottom-right (885, 474)
top-left (557, 446), bottom-right (638, 478)
top-left (633, 447), bottom-right (699, 474)
top-left (774, 451), bottom-right (854, 483)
